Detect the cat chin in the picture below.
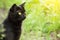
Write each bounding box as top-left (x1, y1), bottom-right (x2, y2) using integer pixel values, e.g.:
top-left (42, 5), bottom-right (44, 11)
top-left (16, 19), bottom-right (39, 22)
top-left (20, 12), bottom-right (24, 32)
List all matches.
top-left (18, 18), bottom-right (25, 21)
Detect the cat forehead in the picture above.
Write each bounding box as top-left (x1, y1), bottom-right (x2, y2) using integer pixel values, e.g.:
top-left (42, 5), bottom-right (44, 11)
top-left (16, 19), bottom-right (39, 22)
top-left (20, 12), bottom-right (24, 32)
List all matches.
top-left (16, 7), bottom-right (22, 12)
top-left (17, 6), bottom-right (25, 12)
top-left (16, 7), bottom-right (21, 10)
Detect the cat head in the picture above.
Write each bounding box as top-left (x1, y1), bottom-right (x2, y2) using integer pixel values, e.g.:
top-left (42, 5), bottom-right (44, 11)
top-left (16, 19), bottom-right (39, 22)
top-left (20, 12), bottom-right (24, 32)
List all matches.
top-left (8, 2), bottom-right (26, 22)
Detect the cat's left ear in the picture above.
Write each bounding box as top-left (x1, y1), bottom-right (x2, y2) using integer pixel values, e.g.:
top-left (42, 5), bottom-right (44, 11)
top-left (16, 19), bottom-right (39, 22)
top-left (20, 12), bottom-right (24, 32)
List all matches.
top-left (19, 2), bottom-right (26, 11)
top-left (20, 2), bottom-right (25, 8)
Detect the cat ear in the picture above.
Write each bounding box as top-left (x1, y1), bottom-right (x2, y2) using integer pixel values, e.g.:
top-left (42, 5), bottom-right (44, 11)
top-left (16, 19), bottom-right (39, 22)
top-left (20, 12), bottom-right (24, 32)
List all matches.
top-left (10, 4), bottom-right (17, 12)
top-left (19, 2), bottom-right (25, 9)
top-left (20, 2), bottom-right (25, 7)
top-left (19, 2), bottom-right (26, 12)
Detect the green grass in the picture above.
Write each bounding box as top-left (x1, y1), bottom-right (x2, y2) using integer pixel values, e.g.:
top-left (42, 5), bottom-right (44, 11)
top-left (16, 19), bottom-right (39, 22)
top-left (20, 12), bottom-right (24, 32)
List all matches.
top-left (0, 0), bottom-right (60, 40)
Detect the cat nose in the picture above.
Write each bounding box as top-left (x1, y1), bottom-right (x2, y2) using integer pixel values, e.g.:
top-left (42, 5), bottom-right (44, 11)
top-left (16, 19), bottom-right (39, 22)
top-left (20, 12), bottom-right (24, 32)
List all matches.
top-left (23, 15), bottom-right (26, 19)
top-left (22, 14), bottom-right (26, 19)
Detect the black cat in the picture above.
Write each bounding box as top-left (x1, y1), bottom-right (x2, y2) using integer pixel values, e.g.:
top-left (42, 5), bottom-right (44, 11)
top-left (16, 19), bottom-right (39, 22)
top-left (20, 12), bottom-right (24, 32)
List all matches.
top-left (3, 2), bottom-right (26, 40)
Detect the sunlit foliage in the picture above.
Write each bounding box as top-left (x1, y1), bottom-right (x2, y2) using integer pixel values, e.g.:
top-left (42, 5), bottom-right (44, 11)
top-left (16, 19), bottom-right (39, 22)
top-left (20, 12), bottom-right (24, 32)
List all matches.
top-left (0, 0), bottom-right (60, 40)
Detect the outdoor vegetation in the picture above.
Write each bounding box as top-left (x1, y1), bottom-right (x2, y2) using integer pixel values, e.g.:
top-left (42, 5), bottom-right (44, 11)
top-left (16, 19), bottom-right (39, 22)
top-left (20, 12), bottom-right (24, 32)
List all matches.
top-left (0, 0), bottom-right (60, 40)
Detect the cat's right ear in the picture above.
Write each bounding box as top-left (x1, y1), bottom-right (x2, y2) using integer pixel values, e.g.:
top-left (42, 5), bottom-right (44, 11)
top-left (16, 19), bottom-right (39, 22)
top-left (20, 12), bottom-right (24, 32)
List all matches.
top-left (10, 4), bottom-right (17, 12)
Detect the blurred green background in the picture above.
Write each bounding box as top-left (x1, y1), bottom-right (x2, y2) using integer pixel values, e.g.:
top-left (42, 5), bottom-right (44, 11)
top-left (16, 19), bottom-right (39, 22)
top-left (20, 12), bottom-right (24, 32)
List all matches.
top-left (0, 0), bottom-right (60, 40)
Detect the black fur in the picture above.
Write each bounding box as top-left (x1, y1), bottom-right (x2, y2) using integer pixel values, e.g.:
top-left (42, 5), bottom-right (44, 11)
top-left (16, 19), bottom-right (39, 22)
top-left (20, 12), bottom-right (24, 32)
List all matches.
top-left (3, 2), bottom-right (26, 40)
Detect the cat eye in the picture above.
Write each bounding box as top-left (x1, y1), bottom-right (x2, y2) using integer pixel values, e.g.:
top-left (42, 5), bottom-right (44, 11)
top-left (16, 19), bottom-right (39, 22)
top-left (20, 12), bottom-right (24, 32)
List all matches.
top-left (17, 11), bottom-right (21, 15)
top-left (18, 12), bottom-right (21, 15)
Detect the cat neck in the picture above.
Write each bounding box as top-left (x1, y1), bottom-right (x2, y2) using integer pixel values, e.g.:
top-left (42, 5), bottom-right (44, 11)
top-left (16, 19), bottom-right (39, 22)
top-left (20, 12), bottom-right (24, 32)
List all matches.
top-left (3, 18), bottom-right (22, 26)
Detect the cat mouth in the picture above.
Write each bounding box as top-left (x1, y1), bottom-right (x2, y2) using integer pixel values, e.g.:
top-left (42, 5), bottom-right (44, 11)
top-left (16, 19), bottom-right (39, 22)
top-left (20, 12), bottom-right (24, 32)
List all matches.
top-left (18, 16), bottom-right (26, 21)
